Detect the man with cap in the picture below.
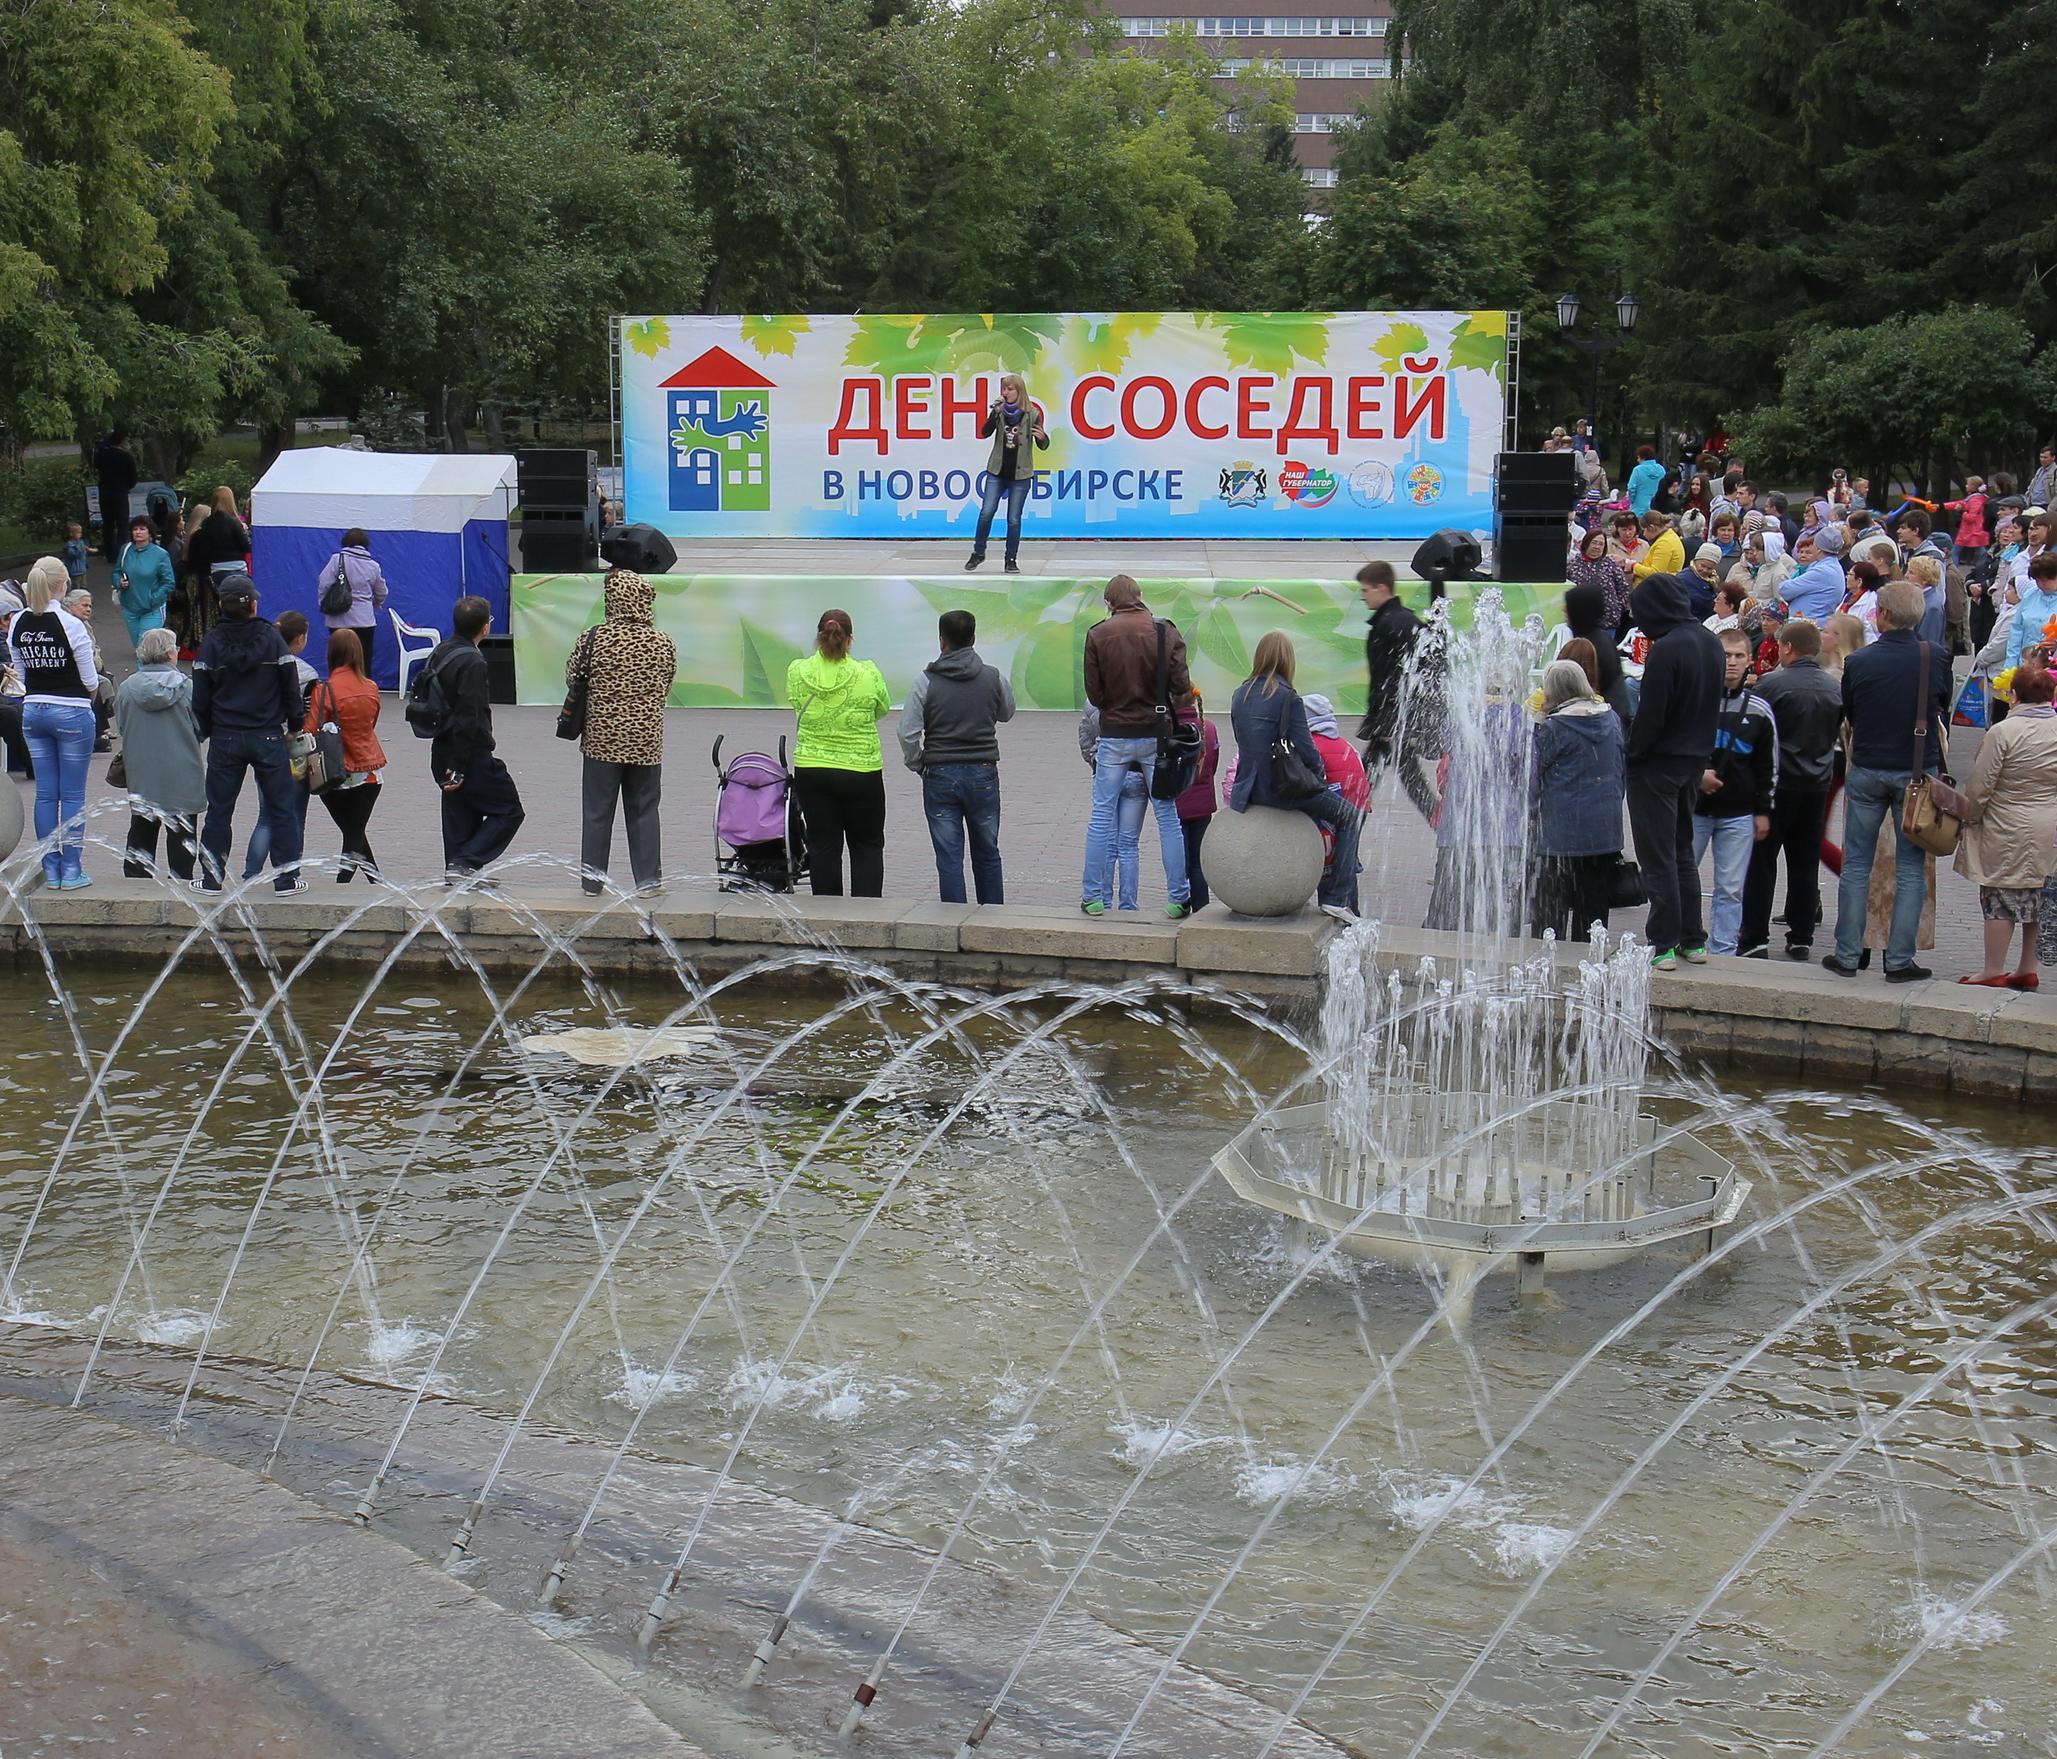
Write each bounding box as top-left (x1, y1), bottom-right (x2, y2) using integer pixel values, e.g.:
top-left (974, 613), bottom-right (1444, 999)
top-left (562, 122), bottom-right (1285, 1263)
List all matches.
top-left (1783, 527), bottom-right (1846, 624)
top-left (191, 572), bottom-right (307, 892)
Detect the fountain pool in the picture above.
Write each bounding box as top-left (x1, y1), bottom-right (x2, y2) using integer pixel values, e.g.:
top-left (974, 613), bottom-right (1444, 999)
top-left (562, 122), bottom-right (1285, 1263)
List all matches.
top-left (2, 903), bottom-right (2052, 1759)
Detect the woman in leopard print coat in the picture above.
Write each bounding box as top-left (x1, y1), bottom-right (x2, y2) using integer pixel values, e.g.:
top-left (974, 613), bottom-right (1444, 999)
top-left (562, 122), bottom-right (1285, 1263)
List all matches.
top-left (570, 568), bottom-right (677, 893)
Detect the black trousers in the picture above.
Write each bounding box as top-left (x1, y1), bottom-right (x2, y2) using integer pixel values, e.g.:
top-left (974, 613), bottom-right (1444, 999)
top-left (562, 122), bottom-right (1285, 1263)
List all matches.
top-left (1626, 757), bottom-right (1704, 954)
top-left (1182, 815), bottom-right (1210, 911)
top-left (1533, 852), bottom-right (1614, 943)
top-left (0, 698), bottom-right (29, 776)
top-left (320, 780), bottom-right (382, 878)
top-left (1364, 735), bottom-right (1440, 824)
top-left (440, 753), bottom-right (524, 875)
top-left (1740, 786), bottom-right (1830, 951)
top-left (124, 811), bottom-right (197, 880)
top-left (580, 758), bottom-right (662, 892)
top-left (793, 767), bottom-right (885, 897)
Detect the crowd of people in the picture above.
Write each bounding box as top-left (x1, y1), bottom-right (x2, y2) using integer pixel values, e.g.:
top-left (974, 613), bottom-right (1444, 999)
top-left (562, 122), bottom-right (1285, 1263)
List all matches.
top-left (7, 443), bottom-right (2056, 989)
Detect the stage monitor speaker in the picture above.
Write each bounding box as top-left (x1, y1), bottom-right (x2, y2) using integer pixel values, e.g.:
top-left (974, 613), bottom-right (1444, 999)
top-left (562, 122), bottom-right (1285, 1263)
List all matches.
top-left (1494, 451), bottom-right (1578, 515)
top-left (1411, 528), bottom-right (1484, 581)
top-left (1494, 513), bottom-right (1569, 583)
top-left (478, 633), bottom-right (517, 706)
top-left (517, 447), bottom-right (598, 510)
top-left (600, 522), bottom-right (677, 575)
top-left (521, 523), bottom-right (597, 572)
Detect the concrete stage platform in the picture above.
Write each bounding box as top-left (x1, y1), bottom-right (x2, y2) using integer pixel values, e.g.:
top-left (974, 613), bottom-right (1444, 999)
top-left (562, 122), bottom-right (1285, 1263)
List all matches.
top-left (523, 534), bottom-right (1429, 581)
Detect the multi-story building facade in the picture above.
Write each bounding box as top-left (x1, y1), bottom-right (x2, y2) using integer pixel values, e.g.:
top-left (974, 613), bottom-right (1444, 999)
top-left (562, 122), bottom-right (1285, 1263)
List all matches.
top-left (1108, 9), bottom-right (1402, 195)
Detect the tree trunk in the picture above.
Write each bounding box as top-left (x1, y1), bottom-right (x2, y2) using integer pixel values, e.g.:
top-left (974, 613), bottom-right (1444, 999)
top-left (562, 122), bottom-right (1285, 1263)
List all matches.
top-left (443, 386), bottom-right (472, 454)
top-left (257, 420), bottom-right (292, 474)
top-left (702, 249), bottom-right (729, 316)
top-left (480, 399), bottom-right (508, 450)
top-left (425, 388), bottom-right (447, 450)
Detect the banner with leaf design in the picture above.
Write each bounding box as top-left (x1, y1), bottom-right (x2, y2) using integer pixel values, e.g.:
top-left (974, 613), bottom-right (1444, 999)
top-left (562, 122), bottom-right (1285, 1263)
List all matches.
top-left (617, 312), bottom-right (1508, 541)
top-left (512, 573), bottom-right (1549, 711)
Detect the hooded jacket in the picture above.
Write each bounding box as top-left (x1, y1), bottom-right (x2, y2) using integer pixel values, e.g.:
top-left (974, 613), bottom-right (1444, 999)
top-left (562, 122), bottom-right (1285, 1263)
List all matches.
top-left (192, 613), bottom-right (303, 737)
top-left (1624, 573), bottom-right (1724, 767)
top-left (898, 644), bottom-right (1015, 770)
top-left (787, 649), bottom-right (891, 771)
top-left (572, 569), bottom-right (677, 767)
top-left (1563, 582), bottom-right (1631, 723)
top-left (113, 662), bottom-right (206, 815)
top-left (1532, 698), bottom-right (1624, 857)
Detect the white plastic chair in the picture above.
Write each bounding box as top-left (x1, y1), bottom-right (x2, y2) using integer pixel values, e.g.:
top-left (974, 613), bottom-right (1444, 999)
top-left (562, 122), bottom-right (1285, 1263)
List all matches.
top-left (391, 609), bottom-right (442, 695)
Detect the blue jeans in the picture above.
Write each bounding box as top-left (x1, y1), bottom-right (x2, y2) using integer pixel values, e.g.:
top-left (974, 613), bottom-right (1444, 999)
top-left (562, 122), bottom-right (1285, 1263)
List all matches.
top-left (1691, 812), bottom-right (1755, 955)
top-left (971, 475), bottom-right (1032, 563)
top-left (201, 726), bottom-right (303, 891)
top-left (923, 762), bottom-right (1004, 904)
top-left (1112, 767), bottom-right (1149, 909)
top-left (21, 700), bottom-right (95, 882)
top-left (1287, 788), bottom-right (1363, 911)
top-left (244, 782), bottom-right (312, 879)
top-left (1082, 736), bottom-right (1188, 907)
top-left (1834, 765), bottom-right (1924, 971)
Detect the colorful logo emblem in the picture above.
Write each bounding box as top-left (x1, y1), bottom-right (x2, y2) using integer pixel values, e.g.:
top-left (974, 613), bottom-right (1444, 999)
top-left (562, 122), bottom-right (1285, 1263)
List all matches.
top-left (661, 345), bottom-right (774, 514)
top-left (1405, 462), bottom-right (1445, 506)
top-left (1218, 461), bottom-right (1268, 507)
top-left (1279, 462), bottom-right (1338, 508)
top-left (1347, 460), bottom-right (1395, 508)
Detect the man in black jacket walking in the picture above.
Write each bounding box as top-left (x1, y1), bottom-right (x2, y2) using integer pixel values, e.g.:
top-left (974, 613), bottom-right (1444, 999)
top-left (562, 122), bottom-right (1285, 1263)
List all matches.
top-left (1823, 580), bottom-right (1951, 981)
top-left (1739, 617), bottom-right (1842, 958)
top-left (424, 595), bottom-right (524, 880)
top-left (1624, 571), bottom-right (1724, 968)
top-left (192, 573), bottom-right (306, 893)
top-left (897, 608), bottom-right (1017, 904)
top-left (1356, 560), bottom-right (1439, 822)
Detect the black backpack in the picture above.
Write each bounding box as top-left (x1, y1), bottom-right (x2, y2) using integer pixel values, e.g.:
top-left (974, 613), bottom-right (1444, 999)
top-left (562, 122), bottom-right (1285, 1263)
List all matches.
top-left (404, 648), bottom-right (452, 738)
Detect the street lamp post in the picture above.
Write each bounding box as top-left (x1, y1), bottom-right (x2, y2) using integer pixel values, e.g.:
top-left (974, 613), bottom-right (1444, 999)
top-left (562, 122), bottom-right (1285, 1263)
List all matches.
top-left (1555, 291), bottom-right (1639, 453)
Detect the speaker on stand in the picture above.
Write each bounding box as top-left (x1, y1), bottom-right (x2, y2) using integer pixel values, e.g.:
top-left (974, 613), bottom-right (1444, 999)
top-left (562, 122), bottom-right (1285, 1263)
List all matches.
top-left (1493, 451), bottom-right (1577, 583)
top-left (517, 447), bottom-right (600, 572)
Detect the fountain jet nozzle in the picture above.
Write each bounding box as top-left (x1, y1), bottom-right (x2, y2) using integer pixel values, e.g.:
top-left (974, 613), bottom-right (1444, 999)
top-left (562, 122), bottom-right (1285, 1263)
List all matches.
top-left (539, 1539), bottom-right (579, 1604)
top-left (444, 1498), bottom-right (484, 1569)
top-left (742, 1612), bottom-right (790, 1687)
top-left (954, 1707), bottom-right (999, 1757)
top-left (838, 1665), bottom-right (883, 1737)
top-left (636, 1567), bottom-right (682, 1649)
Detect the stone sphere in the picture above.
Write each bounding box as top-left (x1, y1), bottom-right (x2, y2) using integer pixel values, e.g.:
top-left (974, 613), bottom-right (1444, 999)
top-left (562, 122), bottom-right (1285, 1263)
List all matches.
top-left (1204, 803), bottom-right (1324, 917)
top-left (0, 776), bottom-right (22, 864)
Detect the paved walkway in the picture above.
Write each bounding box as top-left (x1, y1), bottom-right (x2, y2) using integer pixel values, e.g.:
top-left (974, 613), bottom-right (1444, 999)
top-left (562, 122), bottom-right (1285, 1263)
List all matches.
top-left (18, 553), bottom-right (1999, 976)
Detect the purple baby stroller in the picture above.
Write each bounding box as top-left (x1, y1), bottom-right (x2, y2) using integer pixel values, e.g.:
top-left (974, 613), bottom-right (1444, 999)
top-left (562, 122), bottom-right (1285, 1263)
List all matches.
top-left (711, 736), bottom-right (809, 892)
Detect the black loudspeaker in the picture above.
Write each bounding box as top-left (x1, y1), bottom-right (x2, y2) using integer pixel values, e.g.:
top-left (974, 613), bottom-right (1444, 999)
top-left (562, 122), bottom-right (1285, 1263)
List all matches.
top-left (517, 447), bottom-right (598, 510)
top-left (600, 522), bottom-right (678, 574)
top-left (478, 632), bottom-right (517, 705)
top-left (521, 521), bottom-right (597, 572)
top-left (1411, 528), bottom-right (1484, 580)
top-left (1494, 451), bottom-right (1578, 515)
top-left (1495, 516), bottom-right (1570, 583)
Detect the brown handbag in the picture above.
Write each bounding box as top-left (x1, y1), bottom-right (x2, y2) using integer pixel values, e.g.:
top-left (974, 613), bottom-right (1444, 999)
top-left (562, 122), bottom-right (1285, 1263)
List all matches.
top-left (1901, 641), bottom-right (1967, 857)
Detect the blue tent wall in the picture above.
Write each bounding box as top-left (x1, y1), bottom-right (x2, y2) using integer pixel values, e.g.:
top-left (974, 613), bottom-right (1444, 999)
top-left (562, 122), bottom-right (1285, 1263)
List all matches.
top-left (251, 525), bottom-right (508, 688)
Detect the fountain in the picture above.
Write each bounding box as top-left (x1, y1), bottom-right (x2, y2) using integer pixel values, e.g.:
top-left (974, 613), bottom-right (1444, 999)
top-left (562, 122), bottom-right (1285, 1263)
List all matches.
top-left (1212, 924), bottom-right (1750, 1292)
top-left (2, 687), bottom-right (2052, 1757)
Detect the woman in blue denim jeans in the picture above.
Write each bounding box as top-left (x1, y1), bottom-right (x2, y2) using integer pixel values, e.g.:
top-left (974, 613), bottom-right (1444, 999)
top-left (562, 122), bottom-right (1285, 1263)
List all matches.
top-left (7, 557), bottom-right (100, 888)
top-left (1228, 632), bottom-right (1363, 913)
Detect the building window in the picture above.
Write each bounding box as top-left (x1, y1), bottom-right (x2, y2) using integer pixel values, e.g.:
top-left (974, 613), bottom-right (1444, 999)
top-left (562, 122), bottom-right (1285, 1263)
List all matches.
top-left (1118, 15), bottom-right (1171, 34)
top-left (1293, 111), bottom-right (1353, 132)
top-left (1302, 167), bottom-right (1338, 187)
top-left (1188, 16), bottom-right (1388, 38)
top-left (1216, 55), bottom-right (1393, 75)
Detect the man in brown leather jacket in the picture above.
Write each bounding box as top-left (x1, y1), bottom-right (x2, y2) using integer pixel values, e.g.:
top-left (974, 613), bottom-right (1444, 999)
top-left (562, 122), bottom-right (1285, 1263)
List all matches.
top-left (1079, 574), bottom-right (1193, 916)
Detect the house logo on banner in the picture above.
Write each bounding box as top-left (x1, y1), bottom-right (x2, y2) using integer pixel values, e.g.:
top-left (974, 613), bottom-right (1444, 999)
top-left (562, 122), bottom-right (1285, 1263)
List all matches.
top-left (663, 346), bottom-right (774, 514)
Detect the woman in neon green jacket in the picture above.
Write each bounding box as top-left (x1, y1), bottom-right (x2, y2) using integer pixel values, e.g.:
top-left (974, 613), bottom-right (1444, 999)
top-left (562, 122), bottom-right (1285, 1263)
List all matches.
top-left (786, 608), bottom-right (892, 895)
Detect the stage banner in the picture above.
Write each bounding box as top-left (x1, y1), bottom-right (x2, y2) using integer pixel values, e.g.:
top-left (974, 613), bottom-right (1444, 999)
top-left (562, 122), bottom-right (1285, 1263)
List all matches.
top-left (617, 311), bottom-right (1508, 542)
top-left (512, 573), bottom-right (1547, 712)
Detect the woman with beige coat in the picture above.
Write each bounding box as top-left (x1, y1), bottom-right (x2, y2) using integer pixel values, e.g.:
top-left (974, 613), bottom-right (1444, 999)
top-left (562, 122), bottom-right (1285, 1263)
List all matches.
top-left (569, 568), bottom-right (678, 895)
top-left (1954, 662), bottom-right (2057, 989)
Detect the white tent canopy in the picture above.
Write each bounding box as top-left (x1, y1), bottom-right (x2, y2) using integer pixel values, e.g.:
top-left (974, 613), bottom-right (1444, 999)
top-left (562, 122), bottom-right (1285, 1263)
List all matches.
top-left (252, 449), bottom-right (516, 534)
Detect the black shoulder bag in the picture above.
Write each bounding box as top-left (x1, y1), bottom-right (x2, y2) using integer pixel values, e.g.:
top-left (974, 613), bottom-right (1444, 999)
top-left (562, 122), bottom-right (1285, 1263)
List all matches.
top-left (556, 626), bottom-right (597, 741)
top-left (1149, 618), bottom-right (1203, 799)
top-left (319, 552), bottom-right (354, 617)
top-left (1268, 694), bottom-right (1330, 801)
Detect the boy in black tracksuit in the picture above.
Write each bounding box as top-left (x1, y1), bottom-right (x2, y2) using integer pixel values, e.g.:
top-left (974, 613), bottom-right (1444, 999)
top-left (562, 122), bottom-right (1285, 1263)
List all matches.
top-left (1624, 571), bottom-right (1725, 966)
top-left (1740, 617), bottom-right (1843, 957)
top-left (1690, 626), bottom-right (1778, 956)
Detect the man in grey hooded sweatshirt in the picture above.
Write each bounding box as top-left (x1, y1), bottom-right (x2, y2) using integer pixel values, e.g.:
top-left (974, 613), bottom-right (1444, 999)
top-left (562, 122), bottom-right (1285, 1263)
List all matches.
top-left (898, 608), bottom-right (1016, 904)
